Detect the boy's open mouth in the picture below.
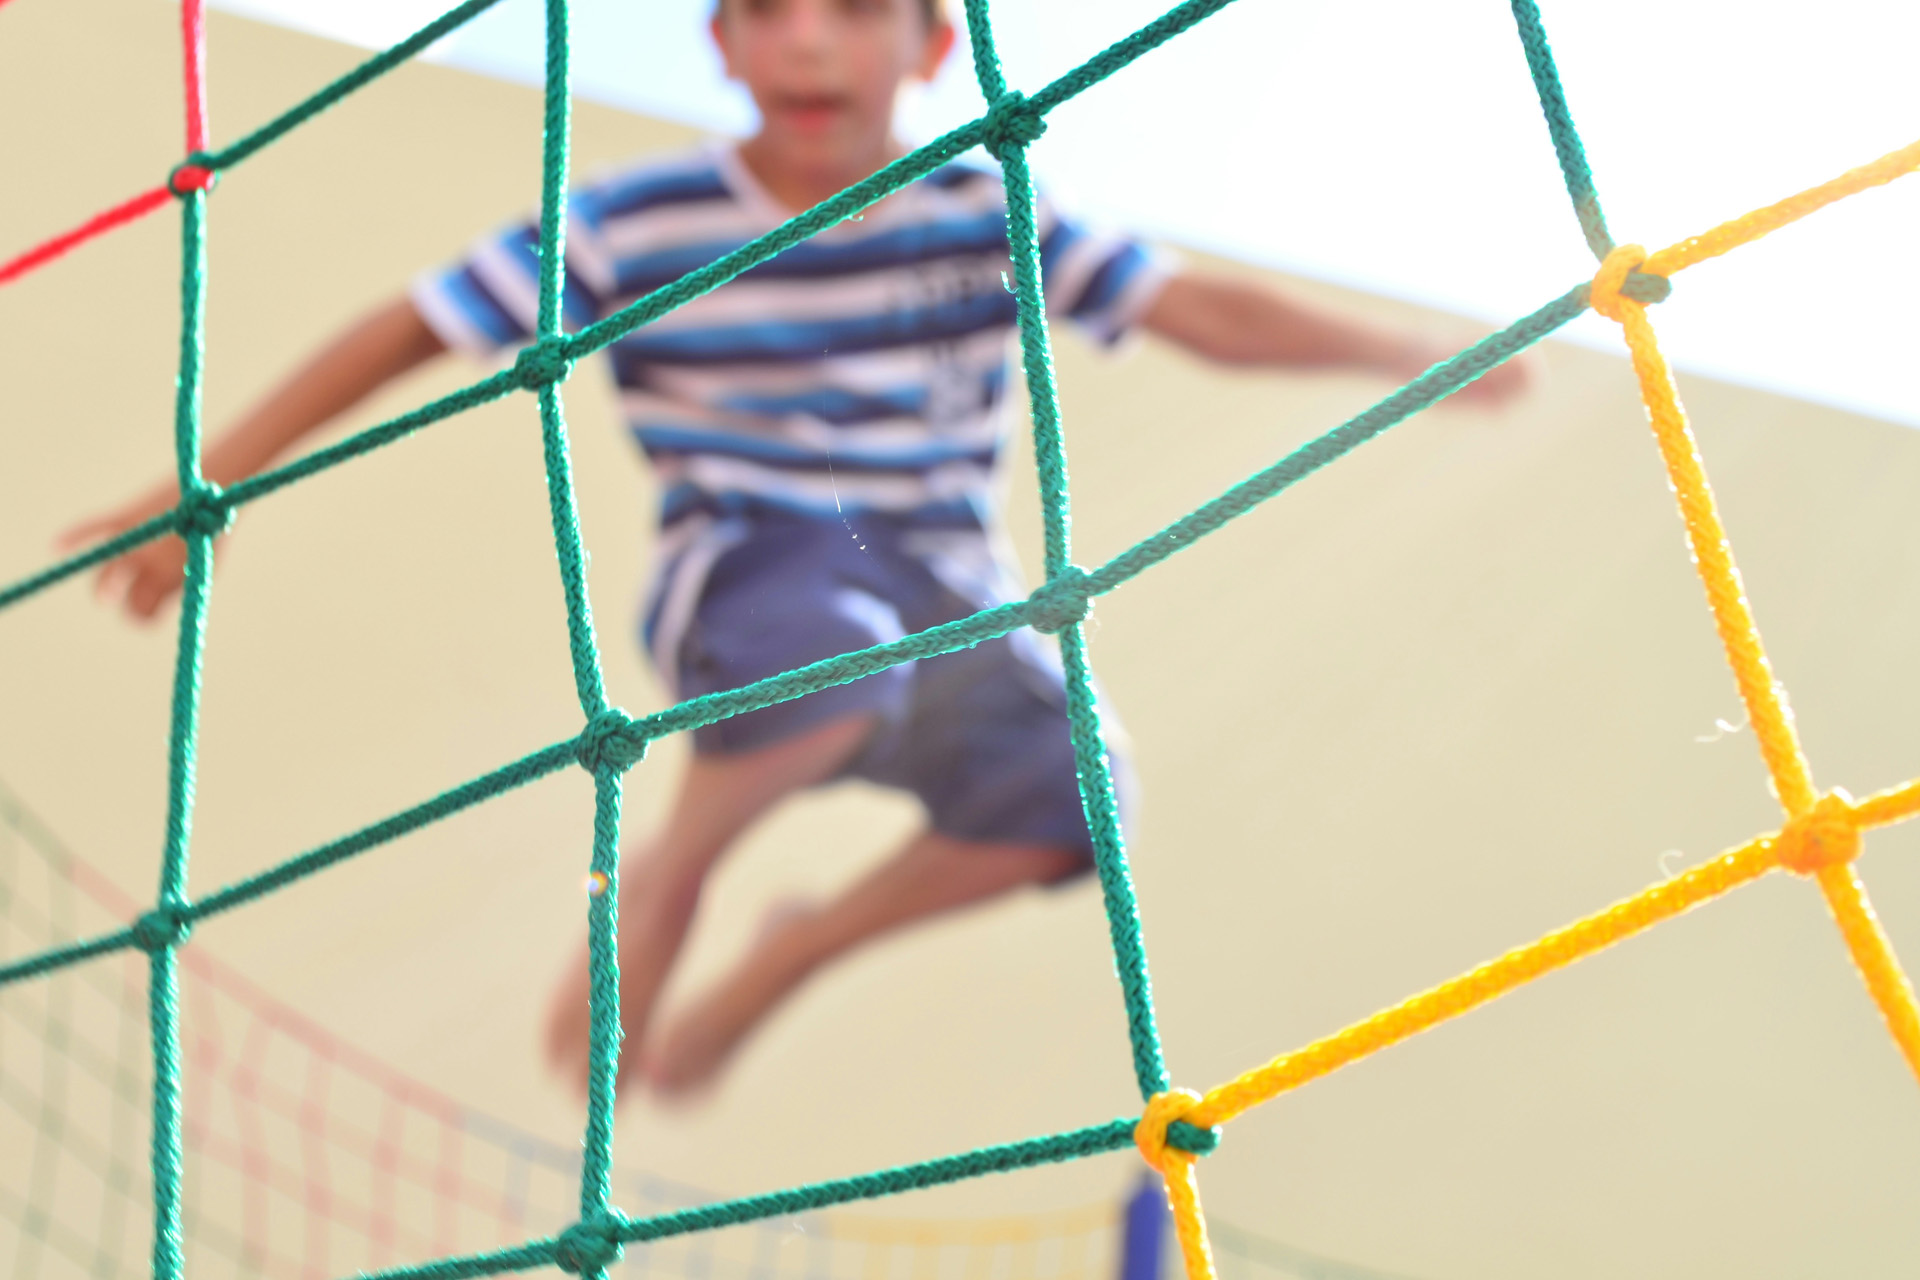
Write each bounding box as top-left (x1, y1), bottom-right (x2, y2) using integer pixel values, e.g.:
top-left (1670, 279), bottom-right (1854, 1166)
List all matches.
top-left (772, 92), bottom-right (852, 132)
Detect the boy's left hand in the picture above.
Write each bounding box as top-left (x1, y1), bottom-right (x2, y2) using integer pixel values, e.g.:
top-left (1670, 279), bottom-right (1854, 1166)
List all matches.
top-left (1393, 338), bottom-right (1536, 409)
top-left (1142, 272), bottom-right (1537, 408)
top-left (59, 481), bottom-right (199, 622)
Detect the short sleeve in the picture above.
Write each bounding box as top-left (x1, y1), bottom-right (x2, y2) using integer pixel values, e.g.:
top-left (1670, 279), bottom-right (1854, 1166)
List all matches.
top-left (1035, 194), bottom-right (1175, 347)
top-left (410, 196), bottom-right (612, 360)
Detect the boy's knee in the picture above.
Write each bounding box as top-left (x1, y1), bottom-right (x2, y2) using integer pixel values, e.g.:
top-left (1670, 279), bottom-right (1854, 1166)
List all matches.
top-left (923, 833), bottom-right (1092, 888)
top-left (1022, 845), bottom-right (1094, 887)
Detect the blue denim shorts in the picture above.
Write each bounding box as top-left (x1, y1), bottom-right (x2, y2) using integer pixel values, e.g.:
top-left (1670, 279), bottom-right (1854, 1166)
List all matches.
top-left (642, 509), bottom-right (1131, 861)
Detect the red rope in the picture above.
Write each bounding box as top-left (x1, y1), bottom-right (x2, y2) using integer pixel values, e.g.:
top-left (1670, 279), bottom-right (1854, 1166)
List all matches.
top-left (0, 186), bottom-right (173, 285)
top-left (181, 0), bottom-right (208, 154)
top-left (0, 0), bottom-right (211, 291)
top-left (299, 1050), bottom-right (335, 1280)
top-left (64, 858), bottom-right (534, 1273)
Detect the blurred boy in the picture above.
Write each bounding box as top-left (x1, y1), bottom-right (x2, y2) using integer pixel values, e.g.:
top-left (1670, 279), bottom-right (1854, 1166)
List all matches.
top-left (66, 0), bottom-right (1524, 1098)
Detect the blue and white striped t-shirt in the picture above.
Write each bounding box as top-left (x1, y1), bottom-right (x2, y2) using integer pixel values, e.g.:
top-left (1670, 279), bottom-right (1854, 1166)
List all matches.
top-left (412, 142), bottom-right (1170, 540)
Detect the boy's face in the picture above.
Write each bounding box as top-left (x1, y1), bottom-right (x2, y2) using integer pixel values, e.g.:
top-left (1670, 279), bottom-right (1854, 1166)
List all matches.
top-left (713, 0), bottom-right (955, 167)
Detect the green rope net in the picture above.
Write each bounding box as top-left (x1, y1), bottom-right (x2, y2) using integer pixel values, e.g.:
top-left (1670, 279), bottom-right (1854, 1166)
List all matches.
top-left (0, 1), bottom-right (1625, 1277)
top-left (0, 775), bottom-right (1416, 1280)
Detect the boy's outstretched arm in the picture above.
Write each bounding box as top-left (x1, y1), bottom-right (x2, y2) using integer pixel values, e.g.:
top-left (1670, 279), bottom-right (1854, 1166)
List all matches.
top-left (1139, 271), bottom-right (1529, 405)
top-left (61, 296), bottom-right (447, 620)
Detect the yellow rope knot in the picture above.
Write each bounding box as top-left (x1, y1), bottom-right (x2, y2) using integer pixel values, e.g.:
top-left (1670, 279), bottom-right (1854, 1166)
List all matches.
top-left (1773, 788), bottom-right (1862, 876)
top-left (1589, 243), bottom-right (1649, 322)
top-left (1132, 1088), bottom-right (1203, 1175)
top-left (1134, 1090), bottom-right (1218, 1280)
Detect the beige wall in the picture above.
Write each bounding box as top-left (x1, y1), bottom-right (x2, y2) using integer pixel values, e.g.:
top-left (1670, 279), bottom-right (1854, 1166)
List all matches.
top-left (3, 1), bottom-right (1919, 1276)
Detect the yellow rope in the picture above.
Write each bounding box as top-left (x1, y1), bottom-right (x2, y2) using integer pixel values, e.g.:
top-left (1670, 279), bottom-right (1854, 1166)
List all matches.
top-left (1813, 865), bottom-right (1920, 1073)
top-left (1589, 217), bottom-right (1920, 1079)
top-left (1136, 137), bottom-right (1920, 1280)
top-left (1854, 777), bottom-right (1920, 828)
top-left (1643, 138), bottom-right (1920, 280)
top-left (1588, 241), bottom-right (1817, 816)
top-left (1134, 1090), bottom-right (1214, 1280)
top-left (1186, 838), bottom-right (1776, 1130)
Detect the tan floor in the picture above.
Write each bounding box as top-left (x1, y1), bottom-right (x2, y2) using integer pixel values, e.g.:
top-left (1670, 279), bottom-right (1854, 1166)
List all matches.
top-left (2, 2), bottom-right (1919, 1277)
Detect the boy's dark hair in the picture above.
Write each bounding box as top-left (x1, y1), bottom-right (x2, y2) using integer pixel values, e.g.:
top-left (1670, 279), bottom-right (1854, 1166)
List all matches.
top-left (716, 0), bottom-right (947, 26)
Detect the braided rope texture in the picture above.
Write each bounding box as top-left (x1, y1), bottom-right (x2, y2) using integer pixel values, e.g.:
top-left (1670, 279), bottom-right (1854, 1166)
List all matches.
top-left (1, 1), bottom-right (1919, 1278)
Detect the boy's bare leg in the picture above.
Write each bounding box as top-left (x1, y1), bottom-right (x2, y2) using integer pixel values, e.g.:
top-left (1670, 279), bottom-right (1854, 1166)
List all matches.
top-left (545, 713), bottom-right (877, 1096)
top-left (642, 830), bottom-right (1086, 1095)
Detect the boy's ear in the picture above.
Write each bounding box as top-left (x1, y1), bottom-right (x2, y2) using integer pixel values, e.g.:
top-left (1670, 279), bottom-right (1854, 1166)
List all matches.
top-left (710, 10), bottom-right (740, 81)
top-left (915, 18), bottom-right (957, 82)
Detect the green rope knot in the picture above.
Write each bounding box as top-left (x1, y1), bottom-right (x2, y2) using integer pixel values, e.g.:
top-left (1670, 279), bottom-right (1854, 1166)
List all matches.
top-left (512, 337), bottom-right (575, 390)
top-left (577, 707), bottom-right (649, 775)
top-left (167, 155), bottom-right (218, 198)
top-left (131, 900), bottom-right (192, 953)
top-left (1164, 1119), bottom-right (1221, 1155)
top-left (554, 1211), bottom-right (628, 1275)
top-left (982, 90), bottom-right (1047, 161)
top-left (1621, 269), bottom-right (1671, 305)
top-left (174, 482), bottom-right (233, 539)
top-left (1026, 566), bottom-right (1093, 634)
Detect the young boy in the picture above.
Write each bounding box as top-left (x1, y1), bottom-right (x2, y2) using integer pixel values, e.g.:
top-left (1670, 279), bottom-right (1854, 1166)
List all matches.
top-left (66, 0), bottom-right (1524, 1099)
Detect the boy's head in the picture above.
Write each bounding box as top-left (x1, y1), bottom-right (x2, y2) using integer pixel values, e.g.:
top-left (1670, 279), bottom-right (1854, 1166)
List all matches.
top-left (712, 0), bottom-right (956, 170)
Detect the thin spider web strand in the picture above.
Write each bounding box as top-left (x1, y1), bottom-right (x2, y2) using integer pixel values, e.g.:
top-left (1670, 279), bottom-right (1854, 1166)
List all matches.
top-left (0, 294), bottom-right (1550, 994)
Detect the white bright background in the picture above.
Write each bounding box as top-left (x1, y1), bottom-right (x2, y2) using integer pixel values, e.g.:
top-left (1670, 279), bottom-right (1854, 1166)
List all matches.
top-left (207, 0), bottom-right (1920, 427)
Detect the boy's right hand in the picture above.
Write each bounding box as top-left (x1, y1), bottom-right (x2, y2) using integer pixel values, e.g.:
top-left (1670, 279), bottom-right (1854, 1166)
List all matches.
top-left (58, 482), bottom-right (197, 622)
top-left (50, 297), bottom-right (449, 624)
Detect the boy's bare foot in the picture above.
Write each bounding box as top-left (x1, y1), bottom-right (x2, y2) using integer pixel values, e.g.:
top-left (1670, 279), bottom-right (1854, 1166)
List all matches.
top-left (544, 871), bottom-right (708, 1099)
top-left (545, 942), bottom-right (649, 1098)
top-left (543, 717), bottom-right (880, 1104)
top-left (642, 899), bottom-right (818, 1097)
top-left (545, 947), bottom-right (630, 1097)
